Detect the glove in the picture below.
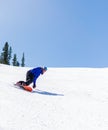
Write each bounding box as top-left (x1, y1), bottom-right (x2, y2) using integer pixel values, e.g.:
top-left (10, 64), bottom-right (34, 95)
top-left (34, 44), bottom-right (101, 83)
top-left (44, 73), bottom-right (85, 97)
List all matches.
top-left (33, 84), bottom-right (36, 88)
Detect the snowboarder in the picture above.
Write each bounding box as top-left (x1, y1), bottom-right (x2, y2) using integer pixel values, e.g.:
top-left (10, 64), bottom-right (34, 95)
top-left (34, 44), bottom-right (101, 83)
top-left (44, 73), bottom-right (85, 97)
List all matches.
top-left (16, 66), bottom-right (47, 89)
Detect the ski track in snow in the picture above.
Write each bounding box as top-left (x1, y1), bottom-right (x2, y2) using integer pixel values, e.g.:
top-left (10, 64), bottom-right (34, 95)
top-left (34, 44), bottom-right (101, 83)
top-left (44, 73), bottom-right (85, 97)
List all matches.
top-left (0, 64), bottom-right (108, 129)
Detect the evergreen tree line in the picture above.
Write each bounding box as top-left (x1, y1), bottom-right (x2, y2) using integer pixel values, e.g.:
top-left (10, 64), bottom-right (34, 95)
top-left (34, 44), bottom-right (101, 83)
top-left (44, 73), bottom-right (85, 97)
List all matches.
top-left (0, 42), bottom-right (25, 67)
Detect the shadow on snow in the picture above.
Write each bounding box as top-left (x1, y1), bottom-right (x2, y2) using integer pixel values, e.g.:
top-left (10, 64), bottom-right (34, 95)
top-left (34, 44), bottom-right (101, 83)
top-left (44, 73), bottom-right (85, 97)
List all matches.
top-left (33, 89), bottom-right (64, 96)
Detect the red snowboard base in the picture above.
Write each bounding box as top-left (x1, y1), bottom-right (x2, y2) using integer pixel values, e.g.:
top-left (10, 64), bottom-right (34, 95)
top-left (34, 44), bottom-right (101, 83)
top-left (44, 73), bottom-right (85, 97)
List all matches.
top-left (22, 85), bottom-right (33, 92)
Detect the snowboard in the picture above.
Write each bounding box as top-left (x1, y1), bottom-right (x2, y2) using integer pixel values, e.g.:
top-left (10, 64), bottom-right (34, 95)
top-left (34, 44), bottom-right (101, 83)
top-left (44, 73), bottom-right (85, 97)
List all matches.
top-left (14, 83), bottom-right (33, 92)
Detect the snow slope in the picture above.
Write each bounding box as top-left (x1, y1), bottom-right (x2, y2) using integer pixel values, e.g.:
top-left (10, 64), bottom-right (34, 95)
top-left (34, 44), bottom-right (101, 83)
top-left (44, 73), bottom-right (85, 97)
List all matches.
top-left (0, 64), bottom-right (108, 130)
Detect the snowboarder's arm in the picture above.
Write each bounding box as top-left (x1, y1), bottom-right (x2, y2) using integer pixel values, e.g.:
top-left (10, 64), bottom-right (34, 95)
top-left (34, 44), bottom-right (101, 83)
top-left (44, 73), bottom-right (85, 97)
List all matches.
top-left (33, 78), bottom-right (36, 88)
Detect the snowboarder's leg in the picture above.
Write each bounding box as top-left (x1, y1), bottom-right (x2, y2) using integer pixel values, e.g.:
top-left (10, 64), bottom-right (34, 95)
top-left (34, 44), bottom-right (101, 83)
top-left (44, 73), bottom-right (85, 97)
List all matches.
top-left (15, 81), bottom-right (33, 92)
top-left (15, 81), bottom-right (26, 86)
top-left (25, 71), bottom-right (34, 85)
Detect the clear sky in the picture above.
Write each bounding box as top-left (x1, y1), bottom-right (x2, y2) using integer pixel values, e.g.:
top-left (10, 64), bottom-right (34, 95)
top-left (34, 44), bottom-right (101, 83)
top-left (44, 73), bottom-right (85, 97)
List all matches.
top-left (0, 0), bottom-right (108, 67)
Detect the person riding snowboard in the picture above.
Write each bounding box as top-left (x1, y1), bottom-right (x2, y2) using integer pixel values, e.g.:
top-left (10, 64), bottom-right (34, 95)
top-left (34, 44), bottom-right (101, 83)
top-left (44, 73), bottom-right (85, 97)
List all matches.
top-left (16, 66), bottom-right (47, 89)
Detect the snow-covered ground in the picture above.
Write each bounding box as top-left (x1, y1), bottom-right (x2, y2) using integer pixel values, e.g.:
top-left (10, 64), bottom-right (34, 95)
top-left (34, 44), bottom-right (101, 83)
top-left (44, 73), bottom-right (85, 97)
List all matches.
top-left (0, 64), bottom-right (108, 130)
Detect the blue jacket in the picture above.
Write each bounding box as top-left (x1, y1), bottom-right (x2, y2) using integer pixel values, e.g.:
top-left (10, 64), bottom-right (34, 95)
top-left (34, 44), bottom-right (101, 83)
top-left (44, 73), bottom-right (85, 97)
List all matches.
top-left (30, 67), bottom-right (43, 86)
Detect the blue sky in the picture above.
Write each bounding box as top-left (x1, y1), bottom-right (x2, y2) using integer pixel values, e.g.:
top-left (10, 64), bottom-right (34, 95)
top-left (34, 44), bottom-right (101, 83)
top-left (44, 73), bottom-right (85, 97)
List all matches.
top-left (0, 0), bottom-right (108, 67)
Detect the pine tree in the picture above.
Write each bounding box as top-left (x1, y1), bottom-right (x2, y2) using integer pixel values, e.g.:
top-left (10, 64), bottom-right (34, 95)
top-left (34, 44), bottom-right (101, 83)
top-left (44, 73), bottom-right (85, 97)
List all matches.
top-left (21, 52), bottom-right (25, 67)
top-left (12, 54), bottom-right (17, 66)
top-left (1, 42), bottom-right (12, 65)
top-left (0, 55), bottom-right (3, 63)
top-left (8, 46), bottom-right (12, 65)
top-left (16, 61), bottom-right (20, 66)
top-left (0, 42), bottom-right (25, 67)
top-left (12, 54), bottom-right (20, 66)
top-left (0, 52), bottom-right (4, 63)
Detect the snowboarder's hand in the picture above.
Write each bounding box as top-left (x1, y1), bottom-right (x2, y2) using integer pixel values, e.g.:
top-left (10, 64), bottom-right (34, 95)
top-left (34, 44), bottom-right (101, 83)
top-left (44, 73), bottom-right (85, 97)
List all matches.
top-left (33, 84), bottom-right (36, 88)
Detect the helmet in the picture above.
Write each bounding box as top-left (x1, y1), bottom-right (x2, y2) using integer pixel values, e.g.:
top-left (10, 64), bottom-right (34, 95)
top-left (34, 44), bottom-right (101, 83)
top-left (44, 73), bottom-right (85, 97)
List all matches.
top-left (43, 66), bottom-right (47, 71)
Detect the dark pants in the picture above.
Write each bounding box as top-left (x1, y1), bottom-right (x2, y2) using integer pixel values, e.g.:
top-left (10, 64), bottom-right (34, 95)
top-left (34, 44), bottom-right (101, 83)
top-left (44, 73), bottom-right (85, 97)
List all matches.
top-left (25, 70), bottom-right (34, 85)
top-left (17, 70), bottom-right (34, 86)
